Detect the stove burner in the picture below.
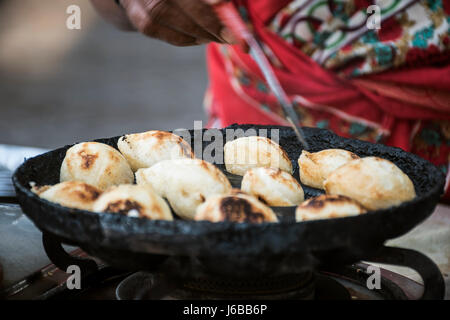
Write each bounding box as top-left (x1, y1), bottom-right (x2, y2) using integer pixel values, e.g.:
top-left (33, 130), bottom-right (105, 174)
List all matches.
top-left (113, 267), bottom-right (417, 300)
top-left (116, 272), bottom-right (321, 300)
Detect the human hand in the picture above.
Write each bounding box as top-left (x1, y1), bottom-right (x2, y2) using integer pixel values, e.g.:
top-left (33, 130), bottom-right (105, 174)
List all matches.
top-left (118, 0), bottom-right (236, 46)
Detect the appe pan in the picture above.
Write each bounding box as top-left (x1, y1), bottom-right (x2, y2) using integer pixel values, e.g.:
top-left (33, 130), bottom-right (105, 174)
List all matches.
top-left (12, 124), bottom-right (445, 277)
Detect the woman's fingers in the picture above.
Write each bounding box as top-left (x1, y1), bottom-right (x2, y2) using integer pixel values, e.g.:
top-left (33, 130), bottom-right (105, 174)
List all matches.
top-left (157, 1), bottom-right (223, 43)
top-left (119, 0), bottom-right (235, 46)
top-left (152, 26), bottom-right (200, 46)
top-left (121, 0), bottom-right (196, 45)
top-left (120, 0), bottom-right (158, 34)
top-left (175, 0), bottom-right (236, 44)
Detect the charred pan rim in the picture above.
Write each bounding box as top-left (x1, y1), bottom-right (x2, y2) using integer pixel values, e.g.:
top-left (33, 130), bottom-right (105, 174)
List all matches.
top-left (12, 124), bottom-right (445, 256)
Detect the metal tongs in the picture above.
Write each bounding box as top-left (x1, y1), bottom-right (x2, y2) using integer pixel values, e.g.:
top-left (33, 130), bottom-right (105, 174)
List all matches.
top-left (213, 2), bottom-right (309, 150)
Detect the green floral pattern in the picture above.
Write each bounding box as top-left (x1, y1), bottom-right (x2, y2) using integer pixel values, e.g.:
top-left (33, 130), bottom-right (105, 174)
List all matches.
top-left (269, 0), bottom-right (450, 77)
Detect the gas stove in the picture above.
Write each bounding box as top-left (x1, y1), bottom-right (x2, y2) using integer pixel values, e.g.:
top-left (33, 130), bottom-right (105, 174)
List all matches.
top-left (0, 250), bottom-right (435, 300)
top-left (0, 233), bottom-right (445, 300)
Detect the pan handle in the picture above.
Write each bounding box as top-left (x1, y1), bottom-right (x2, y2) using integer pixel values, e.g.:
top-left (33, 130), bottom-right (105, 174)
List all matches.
top-left (365, 245), bottom-right (445, 300)
top-left (42, 233), bottom-right (99, 276)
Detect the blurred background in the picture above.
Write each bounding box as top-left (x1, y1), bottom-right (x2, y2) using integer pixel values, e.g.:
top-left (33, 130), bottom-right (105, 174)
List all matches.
top-left (0, 0), bottom-right (208, 149)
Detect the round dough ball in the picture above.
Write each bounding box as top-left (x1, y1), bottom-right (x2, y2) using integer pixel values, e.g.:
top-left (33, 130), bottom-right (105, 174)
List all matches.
top-left (224, 136), bottom-right (292, 176)
top-left (241, 167), bottom-right (304, 206)
top-left (60, 142), bottom-right (134, 190)
top-left (296, 194), bottom-right (367, 221)
top-left (323, 157), bottom-right (416, 210)
top-left (117, 130), bottom-right (194, 171)
top-left (35, 181), bottom-right (102, 211)
top-left (195, 191), bottom-right (278, 223)
top-left (92, 184), bottom-right (173, 220)
top-left (136, 159), bottom-right (232, 220)
top-left (298, 149), bottom-right (359, 189)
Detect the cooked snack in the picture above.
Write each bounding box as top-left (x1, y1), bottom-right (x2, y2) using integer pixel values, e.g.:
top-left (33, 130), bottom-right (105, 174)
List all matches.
top-left (195, 190), bottom-right (278, 223)
top-left (136, 159), bottom-right (232, 220)
top-left (298, 149), bottom-right (359, 189)
top-left (295, 194), bottom-right (367, 221)
top-left (60, 142), bottom-right (134, 190)
top-left (241, 167), bottom-right (304, 206)
top-left (117, 130), bottom-right (194, 171)
top-left (224, 136), bottom-right (292, 176)
top-left (324, 157), bottom-right (416, 210)
top-left (33, 181), bottom-right (102, 211)
top-left (92, 184), bottom-right (173, 220)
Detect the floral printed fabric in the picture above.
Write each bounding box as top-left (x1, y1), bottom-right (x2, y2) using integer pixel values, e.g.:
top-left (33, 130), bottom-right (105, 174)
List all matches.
top-left (269, 0), bottom-right (450, 77)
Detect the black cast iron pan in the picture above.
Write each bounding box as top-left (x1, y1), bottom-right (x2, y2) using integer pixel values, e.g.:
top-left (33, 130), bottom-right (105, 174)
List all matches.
top-left (12, 125), bottom-right (445, 278)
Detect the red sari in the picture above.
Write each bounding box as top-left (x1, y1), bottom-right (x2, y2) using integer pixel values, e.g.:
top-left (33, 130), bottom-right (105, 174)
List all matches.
top-left (205, 0), bottom-right (450, 200)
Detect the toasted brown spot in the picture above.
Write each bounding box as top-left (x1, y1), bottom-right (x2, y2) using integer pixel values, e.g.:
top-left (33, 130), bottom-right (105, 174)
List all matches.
top-left (180, 140), bottom-right (194, 158)
top-left (352, 163), bottom-right (361, 170)
top-left (350, 153), bottom-right (359, 159)
top-left (150, 203), bottom-right (163, 215)
top-left (279, 148), bottom-right (290, 162)
top-left (75, 184), bottom-right (101, 201)
top-left (31, 185), bottom-right (51, 195)
top-left (304, 197), bottom-right (326, 209)
top-left (199, 194), bottom-right (205, 202)
top-left (109, 153), bottom-right (121, 163)
top-left (199, 160), bottom-right (210, 171)
top-left (78, 150), bottom-right (98, 169)
top-left (104, 166), bottom-right (113, 176)
top-left (105, 200), bottom-right (143, 216)
top-left (257, 195), bottom-right (269, 205)
top-left (262, 137), bottom-right (290, 161)
top-left (198, 160), bottom-right (228, 185)
top-left (268, 168), bottom-right (282, 178)
top-left (220, 197), bottom-right (265, 223)
top-left (151, 131), bottom-right (173, 141)
top-left (303, 194), bottom-right (350, 209)
top-left (267, 168), bottom-right (293, 185)
top-left (328, 212), bottom-right (340, 218)
top-left (148, 131), bottom-right (187, 152)
top-left (324, 195), bottom-right (349, 202)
